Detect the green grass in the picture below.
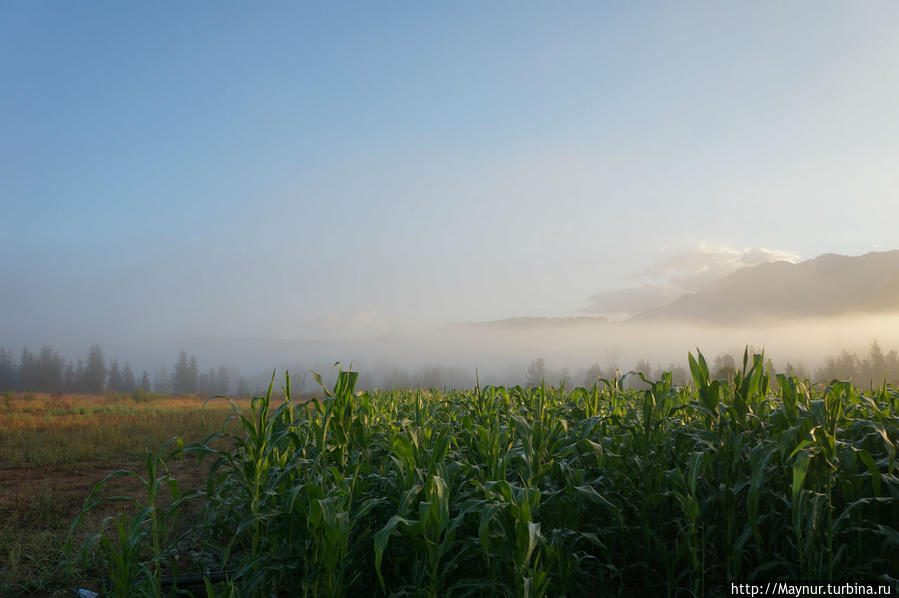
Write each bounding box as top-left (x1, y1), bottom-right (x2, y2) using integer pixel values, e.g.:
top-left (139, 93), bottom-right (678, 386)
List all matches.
top-left (74, 351), bottom-right (899, 597)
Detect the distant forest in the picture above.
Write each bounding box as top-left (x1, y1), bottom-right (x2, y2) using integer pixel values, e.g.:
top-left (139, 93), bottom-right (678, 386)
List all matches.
top-left (0, 345), bottom-right (245, 396)
top-left (528, 340), bottom-right (899, 390)
top-left (1, 340), bottom-right (898, 395)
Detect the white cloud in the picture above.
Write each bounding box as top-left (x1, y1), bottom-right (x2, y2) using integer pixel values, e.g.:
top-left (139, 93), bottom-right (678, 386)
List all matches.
top-left (583, 243), bottom-right (802, 317)
top-left (647, 243), bottom-right (801, 292)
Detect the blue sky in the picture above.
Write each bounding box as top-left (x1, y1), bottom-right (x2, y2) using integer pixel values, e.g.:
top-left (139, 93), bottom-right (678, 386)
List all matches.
top-left (3, 2), bottom-right (899, 356)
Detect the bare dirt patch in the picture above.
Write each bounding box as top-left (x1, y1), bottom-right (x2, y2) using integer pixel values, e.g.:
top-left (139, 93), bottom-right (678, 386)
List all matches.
top-left (1, 453), bottom-right (213, 597)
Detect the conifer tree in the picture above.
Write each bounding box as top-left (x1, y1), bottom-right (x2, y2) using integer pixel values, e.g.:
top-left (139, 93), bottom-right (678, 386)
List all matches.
top-left (83, 345), bottom-right (107, 394)
top-left (122, 363), bottom-right (136, 392)
top-left (216, 365), bottom-right (230, 395)
top-left (107, 360), bottom-right (123, 393)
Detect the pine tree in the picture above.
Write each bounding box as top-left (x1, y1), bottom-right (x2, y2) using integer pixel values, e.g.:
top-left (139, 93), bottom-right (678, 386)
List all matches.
top-left (122, 363), bottom-right (136, 392)
top-left (19, 347), bottom-right (37, 391)
top-left (154, 365), bottom-right (170, 393)
top-left (83, 345), bottom-right (107, 394)
top-left (63, 361), bottom-right (76, 392)
top-left (36, 346), bottom-right (64, 392)
top-left (172, 351), bottom-right (199, 394)
top-left (236, 376), bottom-right (249, 397)
top-left (187, 356), bottom-right (199, 394)
top-left (216, 365), bottom-right (230, 395)
top-left (198, 367), bottom-right (217, 396)
top-left (74, 359), bottom-right (86, 393)
top-left (172, 350), bottom-right (190, 394)
top-left (0, 347), bottom-right (18, 391)
top-left (140, 370), bottom-right (151, 391)
top-left (197, 370), bottom-right (210, 395)
top-left (107, 360), bottom-right (123, 393)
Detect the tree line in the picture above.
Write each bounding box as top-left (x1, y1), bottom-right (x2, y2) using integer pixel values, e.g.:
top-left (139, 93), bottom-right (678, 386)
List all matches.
top-left (3, 340), bottom-right (897, 396)
top-left (525, 340), bottom-right (899, 390)
top-left (0, 345), bottom-right (246, 396)
top-left (812, 340), bottom-right (899, 386)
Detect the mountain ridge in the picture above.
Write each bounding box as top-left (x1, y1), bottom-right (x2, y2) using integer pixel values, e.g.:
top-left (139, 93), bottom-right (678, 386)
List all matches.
top-left (632, 250), bottom-right (899, 324)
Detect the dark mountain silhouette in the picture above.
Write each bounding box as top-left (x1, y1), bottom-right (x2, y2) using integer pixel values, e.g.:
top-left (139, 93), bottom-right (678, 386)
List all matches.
top-left (632, 250), bottom-right (899, 324)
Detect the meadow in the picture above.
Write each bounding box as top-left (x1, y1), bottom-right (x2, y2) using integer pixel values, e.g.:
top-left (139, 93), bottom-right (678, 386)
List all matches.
top-left (0, 391), bottom-right (253, 597)
top-left (4, 350), bottom-right (899, 597)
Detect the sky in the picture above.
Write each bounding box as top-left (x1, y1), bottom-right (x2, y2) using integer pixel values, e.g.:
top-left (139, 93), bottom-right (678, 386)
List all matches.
top-left (3, 2), bottom-right (899, 363)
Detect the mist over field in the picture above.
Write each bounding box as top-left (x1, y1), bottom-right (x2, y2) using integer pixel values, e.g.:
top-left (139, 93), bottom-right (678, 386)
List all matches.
top-left (6, 250), bottom-right (899, 391)
top-left (3, 4), bottom-right (899, 391)
top-left (23, 308), bottom-right (893, 392)
top-left (226, 312), bottom-right (899, 388)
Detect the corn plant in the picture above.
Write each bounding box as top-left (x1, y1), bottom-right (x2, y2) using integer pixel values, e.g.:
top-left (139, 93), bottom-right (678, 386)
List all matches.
top-left (77, 349), bottom-right (899, 597)
top-left (68, 437), bottom-right (195, 597)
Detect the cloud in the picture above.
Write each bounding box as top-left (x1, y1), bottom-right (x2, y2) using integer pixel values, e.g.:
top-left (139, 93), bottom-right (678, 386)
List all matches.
top-left (583, 243), bottom-right (802, 318)
top-left (646, 243), bottom-right (801, 292)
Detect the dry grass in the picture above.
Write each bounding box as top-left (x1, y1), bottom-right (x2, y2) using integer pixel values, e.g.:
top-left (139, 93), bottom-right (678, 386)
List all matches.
top-left (0, 391), bottom-right (252, 597)
top-left (0, 392), bottom-right (249, 467)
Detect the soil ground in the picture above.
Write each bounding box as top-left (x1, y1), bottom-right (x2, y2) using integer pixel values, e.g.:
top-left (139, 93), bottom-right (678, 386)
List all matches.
top-left (1, 457), bottom-right (213, 597)
top-left (0, 391), bottom-right (245, 597)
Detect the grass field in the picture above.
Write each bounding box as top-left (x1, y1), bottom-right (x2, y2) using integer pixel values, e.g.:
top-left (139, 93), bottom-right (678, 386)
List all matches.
top-left (4, 351), bottom-right (899, 597)
top-left (0, 391), bottom-right (253, 597)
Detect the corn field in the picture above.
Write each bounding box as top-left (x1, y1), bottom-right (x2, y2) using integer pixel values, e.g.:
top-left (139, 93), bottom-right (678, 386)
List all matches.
top-left (72, 350), bottom-right (899, 597)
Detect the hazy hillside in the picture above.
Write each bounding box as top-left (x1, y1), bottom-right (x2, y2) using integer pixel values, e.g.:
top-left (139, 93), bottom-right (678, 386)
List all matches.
top-left (633, 250), bottom-right (899, 324)
top-left (446, 316), bottom-right (609, 331)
